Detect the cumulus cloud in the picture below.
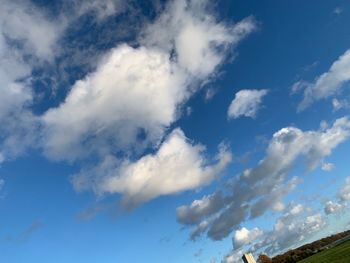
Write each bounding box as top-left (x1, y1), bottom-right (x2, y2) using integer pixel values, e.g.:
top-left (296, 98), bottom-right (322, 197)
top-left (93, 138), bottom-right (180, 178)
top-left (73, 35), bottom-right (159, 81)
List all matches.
top-left (43, 45), bottom-right (189, 160)
top-left (263, 211), bottom-right (326, 255)
top-left (228, 89), bottom-right (268, 119)
top-left (222, 205), bottom-right (326, 263)
top-left (233, 227), bottom-right (263, 249)
top-left (177, 117), bottom-right (350, 241)
top-left (297, 49), bottom-right (350, 111)
top-left (72, 128), bottom-right (232, 207)
top-left (324, 201), bottom-right (344, 215)
top-left (0, 0), bottom-right (254, 213)
top-left (43, 0), bottom-right (256, 161)
top-left (323, 176), bottom-right (350, 215)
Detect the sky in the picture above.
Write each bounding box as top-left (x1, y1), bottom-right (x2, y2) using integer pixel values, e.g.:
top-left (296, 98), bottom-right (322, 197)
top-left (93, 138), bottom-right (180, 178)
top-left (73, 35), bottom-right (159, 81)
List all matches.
top-left (0, 0), bottom-right (350, 262)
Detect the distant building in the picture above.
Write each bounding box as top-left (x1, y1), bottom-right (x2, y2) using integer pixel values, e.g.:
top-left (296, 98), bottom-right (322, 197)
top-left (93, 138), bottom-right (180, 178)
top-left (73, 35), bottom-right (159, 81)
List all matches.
top-left (242, 253), bottom-right (256, 263)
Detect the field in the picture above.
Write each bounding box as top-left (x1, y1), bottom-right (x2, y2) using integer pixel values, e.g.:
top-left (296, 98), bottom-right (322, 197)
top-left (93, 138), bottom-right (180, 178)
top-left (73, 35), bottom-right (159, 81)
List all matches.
top-left (299, 240), bottom-right (350, 263)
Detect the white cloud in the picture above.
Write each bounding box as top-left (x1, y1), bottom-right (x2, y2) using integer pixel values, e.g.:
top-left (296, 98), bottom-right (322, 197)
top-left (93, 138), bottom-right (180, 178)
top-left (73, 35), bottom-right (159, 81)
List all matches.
top-left (43, 45), bottom-right (189, 160)
top-left (140, 0), bottom-right (256, 79)
top-left (228, 89), bottom-right (268, 119)
top-left (71, 0), bottom-right (126, 20)
top-left (324, 201), bottom-right (344, 214)
top-left (72, 128), bottom-right (232, 207)
top-left (0, 0), bottom-right (62, 161)
top-left (0, 0), bottom-right (64, 60)
top-left (332, 98), bottom-right (350, 111)
top-left (43, 0), bottom-right (256, 161)
top-left (222, 206), bottom-right (326, 263)
top-left (177, 117), bottom-right (350, 241)
top-left (338, 176), bottom-right (350, 201)
top-left (321, 162), bottom-right (335, 172)
top-left (0, 179), bottom-right (4, 191)
top-left (233, 227), bottom-right (263, 249)
top-left (297, 49), bottom-right (350, 111)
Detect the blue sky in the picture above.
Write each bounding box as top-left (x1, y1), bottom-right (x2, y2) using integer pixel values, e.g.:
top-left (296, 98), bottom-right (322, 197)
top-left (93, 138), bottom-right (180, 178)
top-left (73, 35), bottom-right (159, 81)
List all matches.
top-left (1, 0), bottom-right (350, 262)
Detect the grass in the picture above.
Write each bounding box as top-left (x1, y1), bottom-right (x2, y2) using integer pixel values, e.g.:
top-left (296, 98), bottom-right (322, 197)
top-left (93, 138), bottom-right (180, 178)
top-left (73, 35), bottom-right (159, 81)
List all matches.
top-left (298, 240), bottom-right (350, 263)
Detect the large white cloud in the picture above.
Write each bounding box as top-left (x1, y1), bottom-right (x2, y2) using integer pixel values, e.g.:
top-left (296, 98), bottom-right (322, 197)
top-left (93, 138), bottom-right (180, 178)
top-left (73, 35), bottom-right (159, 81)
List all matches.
top-left (297, 49), bottom-right (350, 111)
top-left (0, 0), bottom-right (253, 208)
top-left (72, 128), bottom-right (232, 207)
top-left (177, 117), bottom-right (350, 241)
top-left (228, 89), bottom-right (268, 119)
top-left (43, 45), bottom-right (189, 160)
top-left (43, 0), bottom-right (256, 161)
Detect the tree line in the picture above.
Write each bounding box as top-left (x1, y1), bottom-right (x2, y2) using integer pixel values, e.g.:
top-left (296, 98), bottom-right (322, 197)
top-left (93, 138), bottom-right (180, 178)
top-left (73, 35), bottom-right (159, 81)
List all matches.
top-left (257, 229), bottom-right (350, 263)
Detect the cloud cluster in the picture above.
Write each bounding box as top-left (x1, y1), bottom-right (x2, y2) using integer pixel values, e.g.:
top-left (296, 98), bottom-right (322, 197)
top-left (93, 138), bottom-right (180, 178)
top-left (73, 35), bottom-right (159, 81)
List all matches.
top-left (177, 118), bottom-right (350, 241)
top-left (223, 204), bottom-right (326, 263)
top-left (43, 0), bottom-right (256, 162)
top-left (322, 176), bottom-right (350, 215)
top-left (297, 49), bottom-right (350, 111)
top-left (228, 89), bottom-right (268, 119)
top-left (0, 0), bottom-right (254, 204)
top-left (37, 0), bottom-right (254, 205)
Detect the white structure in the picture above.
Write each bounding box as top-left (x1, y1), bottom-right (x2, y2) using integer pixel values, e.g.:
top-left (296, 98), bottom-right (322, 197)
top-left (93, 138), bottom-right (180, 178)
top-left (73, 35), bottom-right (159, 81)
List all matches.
top-left (242, 253), bottom-right (256, 263)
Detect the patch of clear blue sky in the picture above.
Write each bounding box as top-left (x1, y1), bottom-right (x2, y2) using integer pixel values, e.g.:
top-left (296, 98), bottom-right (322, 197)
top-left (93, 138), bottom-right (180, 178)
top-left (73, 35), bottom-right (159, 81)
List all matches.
top-left (1, 0), bottom-right (350, 262)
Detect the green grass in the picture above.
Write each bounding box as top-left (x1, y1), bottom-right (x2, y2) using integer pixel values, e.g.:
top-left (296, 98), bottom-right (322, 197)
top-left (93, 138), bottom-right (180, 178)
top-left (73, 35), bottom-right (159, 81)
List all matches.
top-left (298, 240), bottom-right (350, 263)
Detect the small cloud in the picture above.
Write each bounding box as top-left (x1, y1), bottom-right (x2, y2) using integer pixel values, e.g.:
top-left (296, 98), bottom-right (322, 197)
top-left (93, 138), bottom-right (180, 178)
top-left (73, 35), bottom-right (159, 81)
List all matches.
top-left (228, 89), bottom-right (269, 119)
top-left (205, 88), bottom-right (217, 101)
top-left (321, 162), bottom-right (335, 172)
top-left (159, 235), bottom-right (172, 244)
top-left (296, 49), bottom-right (350, 111)
top-left (186, 106), bottom-right (193, 116)
top-left (332, 98), bottom-right (349, 111)
top-left (291, 80), bottom-right (310, 94)
top-left (0, 179), bottom-right (4, 192)
top-left (18, 221), bottom-right (44, 243)
top-left (333, 7), bottom-right (343, 15)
